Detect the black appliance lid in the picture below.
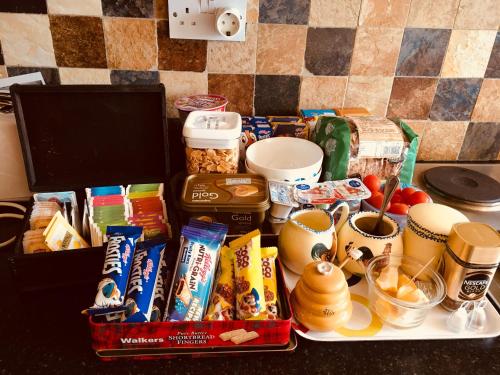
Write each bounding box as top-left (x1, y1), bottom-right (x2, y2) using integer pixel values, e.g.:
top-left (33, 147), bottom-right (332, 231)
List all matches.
top-left (423, 166), bottom-right (500, 205)
top-left (10, 84), bottom-right (169, 192)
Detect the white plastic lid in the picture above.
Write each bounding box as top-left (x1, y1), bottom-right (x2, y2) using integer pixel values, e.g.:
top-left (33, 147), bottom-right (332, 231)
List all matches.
top-left (183, 110), bottom-right (242, 140)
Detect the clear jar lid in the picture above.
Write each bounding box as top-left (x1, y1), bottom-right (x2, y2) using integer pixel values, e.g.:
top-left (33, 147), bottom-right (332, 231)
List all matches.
top-left (183, 111), bottom-right (242, 140)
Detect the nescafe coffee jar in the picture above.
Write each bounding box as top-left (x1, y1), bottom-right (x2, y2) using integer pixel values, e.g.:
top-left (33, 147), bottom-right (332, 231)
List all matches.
top-left (441, 222), bottom-right (500, 311)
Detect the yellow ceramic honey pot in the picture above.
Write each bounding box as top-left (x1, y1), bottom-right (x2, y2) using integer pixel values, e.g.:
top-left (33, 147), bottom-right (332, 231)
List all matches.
top-left (291, 261), bottom-right (352, 331)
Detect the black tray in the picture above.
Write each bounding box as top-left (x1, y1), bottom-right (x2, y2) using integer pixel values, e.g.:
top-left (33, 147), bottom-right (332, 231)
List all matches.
top-left (8, 84), bottom-right (177, 292)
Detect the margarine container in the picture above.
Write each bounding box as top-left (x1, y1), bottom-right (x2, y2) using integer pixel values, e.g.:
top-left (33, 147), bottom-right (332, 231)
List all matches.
top-left (441, 222), bottom-right (500, 311)
top-left (403, 203), bottom-right (469, 271)
top-left (181, 173), bottom-right (270, 235)
top-left (183, 111), bottom-right (241, 175)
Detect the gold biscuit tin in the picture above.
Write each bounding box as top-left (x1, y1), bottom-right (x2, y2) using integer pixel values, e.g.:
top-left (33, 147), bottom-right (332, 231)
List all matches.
top-left (181, 174), bottom-right (270, 234)
top-left (441, 222), bottom-right (500, 311)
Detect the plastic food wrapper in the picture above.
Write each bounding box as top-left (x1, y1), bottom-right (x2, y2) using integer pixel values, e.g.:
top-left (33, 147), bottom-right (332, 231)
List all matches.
top-left (314, 116), bottom-right (418, 184)
top-left (300, 109), bottom-right (336, 140)
top-left (150, 258), bottom-right (169, 322)
top-left (229, 230), bottom-right (266, 320)
top-left (43, 211), bottom-right (89, 251)
top-left (122, 240), bottom-right (166, 322)
top-left (293, 178), bottom-right (371, 205)
top-left (86, 226), bottom-right (142, 317)
top-left (205, 246), bottom-right (236, 321)
top-left (261, 247), bottom-right (279, 320)
top-left (268, 181), bottom-right (299, 207)
top-left (167, 225), bottom-right (226, 321)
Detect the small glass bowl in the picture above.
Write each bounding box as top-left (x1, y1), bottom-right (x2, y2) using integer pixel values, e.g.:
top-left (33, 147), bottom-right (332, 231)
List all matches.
top-left (366, 255), bottom-right (446, 328)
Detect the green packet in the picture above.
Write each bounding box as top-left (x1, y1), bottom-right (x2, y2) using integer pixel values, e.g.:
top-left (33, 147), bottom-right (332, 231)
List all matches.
top-left (313, 116), bottom-right (419, 185)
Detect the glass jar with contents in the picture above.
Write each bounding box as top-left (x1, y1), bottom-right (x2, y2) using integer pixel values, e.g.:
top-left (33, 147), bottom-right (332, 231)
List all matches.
top-left (183, 111), bottom-right (241, 174)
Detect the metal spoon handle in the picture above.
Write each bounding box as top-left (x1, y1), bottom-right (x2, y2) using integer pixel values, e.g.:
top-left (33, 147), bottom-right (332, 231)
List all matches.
top-left (374, 175), bottom-right (400, 235)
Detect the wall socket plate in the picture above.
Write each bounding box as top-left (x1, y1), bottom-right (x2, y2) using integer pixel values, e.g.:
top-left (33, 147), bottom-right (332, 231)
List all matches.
top-left (168, 0), bottom-right (247, 42)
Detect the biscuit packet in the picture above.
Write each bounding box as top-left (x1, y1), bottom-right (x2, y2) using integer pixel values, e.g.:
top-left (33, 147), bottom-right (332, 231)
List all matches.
top-left (43, 211), bottom-right (89, 251)
top-left (205, 246), bottom-right (236, 321)
top-left (261, 247), bottom-right (279, 320)
top-left (229, 230), bottom-right (266, 320)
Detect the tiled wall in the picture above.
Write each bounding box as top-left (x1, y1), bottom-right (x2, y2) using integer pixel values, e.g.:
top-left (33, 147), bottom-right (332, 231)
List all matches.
top-left (0, 0), bottom-right (499, 161)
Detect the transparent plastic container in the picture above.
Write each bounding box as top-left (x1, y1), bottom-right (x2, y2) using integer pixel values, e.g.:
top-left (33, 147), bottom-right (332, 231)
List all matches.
top-left (183, 111), bottom-right (241, 174)
top-left (366, 255), bottom-right (446, 328)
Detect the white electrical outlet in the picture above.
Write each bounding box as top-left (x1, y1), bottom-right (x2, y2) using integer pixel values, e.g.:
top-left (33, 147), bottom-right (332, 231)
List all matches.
top-left (168, 0), bottom-right (247, 42)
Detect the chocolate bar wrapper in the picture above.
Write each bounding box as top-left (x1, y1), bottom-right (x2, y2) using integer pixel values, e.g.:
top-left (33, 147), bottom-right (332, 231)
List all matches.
top-left (188, 218), bottom-right (228, 243)
top-left (205, 246), bottom-right (236, 321)
top-left (150, 257), bottom-right (169, 322)
top-left (86, 226), bottom-right (142, 316)
top-left (229, 230), bottom-right (266, 320)
top-left (168, 226), bottom-right (222, 321)
top-left (122, 240), bottom-right (166, 322)
top-left (261, 247), bottom-right (279, 320)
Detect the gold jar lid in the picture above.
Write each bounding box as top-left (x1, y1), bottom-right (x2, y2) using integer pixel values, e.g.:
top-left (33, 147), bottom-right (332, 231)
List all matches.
top-left (447, 222), bottom-right (500, 265)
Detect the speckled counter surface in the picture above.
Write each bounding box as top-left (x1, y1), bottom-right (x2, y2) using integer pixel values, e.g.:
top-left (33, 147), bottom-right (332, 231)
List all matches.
top-left (0, 209), bottom-right (499, 375)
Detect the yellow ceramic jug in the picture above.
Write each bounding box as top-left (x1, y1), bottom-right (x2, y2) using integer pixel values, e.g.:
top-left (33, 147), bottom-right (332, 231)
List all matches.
top-left (278, 204), bottom-right (349, 275)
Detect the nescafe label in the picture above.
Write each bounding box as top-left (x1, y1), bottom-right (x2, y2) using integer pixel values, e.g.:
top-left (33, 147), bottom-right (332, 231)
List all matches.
top-left (458, 271), bottom-right (492, 300)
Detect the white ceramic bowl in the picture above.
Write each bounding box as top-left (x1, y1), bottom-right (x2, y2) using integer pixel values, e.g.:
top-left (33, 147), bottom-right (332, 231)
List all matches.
top-left (245, 138), bottom-right (323, 183)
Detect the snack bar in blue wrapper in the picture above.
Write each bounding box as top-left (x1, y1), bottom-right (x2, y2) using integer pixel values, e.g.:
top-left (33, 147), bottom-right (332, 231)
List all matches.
top-left (167, 225), bottom-right (227, 321)
top-left (150, 258), bottom-right (168, 322)
top-left (122, 240), bottom-right (166, 322)
top-left (86, 226), bottom-right (142, 317)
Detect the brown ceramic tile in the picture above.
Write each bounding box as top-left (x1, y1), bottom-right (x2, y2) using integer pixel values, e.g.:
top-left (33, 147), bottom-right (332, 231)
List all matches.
top-left (0, 66), bottom-right (7, 79)
top-left (454, 0), bottom-right (500, 30)
top-left (485, 32), bottom-right (500, 78)
top-left (406, 0), bottom-right (459, 28)
top-left (309, 0), bottom-right (362, 28)
top-left (441, 30), bottom-right (497, 78)
top-left (7, 66), bottom-right (60, 84)
top-left (256, 24), bottom-right (307, 75)
top-left (259, 0), bottom-right (310, 25)
top-left (103, 18), bottom-right (157, 70)
top-left (47, 0), bottom-right (102, 16)
top-left (0, 0), bottom-right (47, 13)
top-left (299, 76), bottom-right (347, 109)
top-left (387, 78), bottom-right (438, 120)
top-left (155, 0), bottom-right (168, 19)
top-left (254, 75), bottom-right (300, 115)
top-left (459, 122), bottom-right (500, 160)
top-left (159, 71), bottom-right (208, 117)
top-left (344, 76), bottom-right (393, 116)
top-left (403, 120), bottom-right (429, 160)
top-left (429, 79), bottom-right (482, 121)
top-left (207, 23), bottom-right (257, 74)
top-left (59, 68), bottom-right (111, 84)
top-left (350, 27), bottom-right (403, 76)
top-left (418, 122), bottom-right (468, 161)
top-left (110, 70), bottom-right (160, 85)
top-left (305, 28), bottom-right (356, 76)
top-left (358, 0), bottom-right (411, 27)
top-left (157, 20), bottom-right (206, 72)
top-left (208, 74), bottom-right (255, 115)
top-left (102, 0), bottom-right (154, 18)
top-left (471, 80), bottom-right (500, 122)
top-left (0, 14), bottom-right (56, 67)
top-left (247, 0), bottom-right (259, 23)
top-left (396, 28), bottom-right (451, 77)
top-left (49, 15), bottom-right (106, 68)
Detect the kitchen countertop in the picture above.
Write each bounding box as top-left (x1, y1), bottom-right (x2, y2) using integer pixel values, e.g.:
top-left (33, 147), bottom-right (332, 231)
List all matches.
top-left (1, 201), bottom-right (499, 374)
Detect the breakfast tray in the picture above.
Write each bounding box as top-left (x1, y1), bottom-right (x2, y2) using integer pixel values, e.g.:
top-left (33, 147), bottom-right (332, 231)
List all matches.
top-left (283, 267), bottom-right (500, 342)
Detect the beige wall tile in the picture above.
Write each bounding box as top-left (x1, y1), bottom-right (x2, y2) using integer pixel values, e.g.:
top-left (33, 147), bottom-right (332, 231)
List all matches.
top-left (471, 79), bottom-right (500, 122)
top-left (299, 76), bottom-right (347, 108)
top-left (159, 71), bottom-right (208, 117)
top-left (350, 27), bottom-right (403, 76)
top-left (402, 120), bottom-right (429, 160)
top-left (417, 122), bottom-right (468, 160)
top-left (59, 68), bottom-right (111, 84)
top-left (309, 0), bottom-right (362, 28)
top-left (358, 0), bottom-right (411, 27)
top-left (441, 30), bottom-right (497, 78)
top-left (407, 0), bottom-right (459, 28)
top-left (256, 24), bottom-right (307, 75)
top-left (454, 0), bottom-right (500, 30)
top-left (0, 66), bottom-right (7, 79)
top-left (0, 14), bottom-right (56, 67)
top-left (344, 76), bottom-right (393, 116)
top-left (247, 0), bottom-right (259, 23)
top-left (103, 18), bottom-right (157, 70)
top-left (47, 0), bottom-right (103, 16)
top-left (207, 23), bottom-right (257, 74)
